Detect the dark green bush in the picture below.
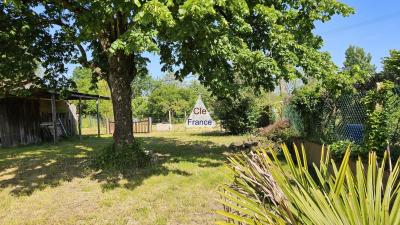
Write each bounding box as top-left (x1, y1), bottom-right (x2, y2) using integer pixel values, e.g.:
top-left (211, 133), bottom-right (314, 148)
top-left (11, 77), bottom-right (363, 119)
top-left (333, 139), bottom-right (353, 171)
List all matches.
top-left (213, 89), bottom-right (282, 135)
top-left (92, 140), bottom-right (151, 170)
top-left (257, 105), bottom-right (276, 128)
top-left (214, 96), bottom-right (260, 134)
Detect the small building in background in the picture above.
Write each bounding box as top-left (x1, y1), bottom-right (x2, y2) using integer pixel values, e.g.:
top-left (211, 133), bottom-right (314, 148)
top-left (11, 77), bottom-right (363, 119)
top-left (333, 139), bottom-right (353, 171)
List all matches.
top-left (0, 88), bottom-right (109, 147)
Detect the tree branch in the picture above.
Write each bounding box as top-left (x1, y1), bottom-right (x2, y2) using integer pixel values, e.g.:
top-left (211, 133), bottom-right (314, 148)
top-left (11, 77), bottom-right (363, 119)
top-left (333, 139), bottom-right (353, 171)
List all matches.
top-left (22, 0), bottom-right (89, 14)
top-left (215, 5), bottom-right (232, 22)
top-left (76, 44), bottom-right (105, 79)
top-left (77, 44), bottom-right (89, 67)
top-left (58, 0), bottom-right (89, 14)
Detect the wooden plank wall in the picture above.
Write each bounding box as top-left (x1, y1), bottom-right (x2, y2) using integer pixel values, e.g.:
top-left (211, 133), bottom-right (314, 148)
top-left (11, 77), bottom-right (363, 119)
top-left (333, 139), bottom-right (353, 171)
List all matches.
top-left (0, 98), bottom-right (77, 147)
top-left (0, 98), bottom-right (42, 147)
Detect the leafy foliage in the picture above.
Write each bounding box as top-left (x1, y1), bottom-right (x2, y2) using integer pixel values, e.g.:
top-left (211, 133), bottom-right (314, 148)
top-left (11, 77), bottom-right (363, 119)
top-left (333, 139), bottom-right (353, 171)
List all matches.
top-left (363, 81), bottom-right (399, 154)
top-left (343, 45), bottom-right (376, 78)
top-left (0, 3), bottom-right (76, 95)
top-left (290, 83), bottom-right (333, 141)
top-left (380, 50), bottom-right (400, 83)
top-left (329, 140), bottom-right (363, 159)
top-left (158, 0), bottom-right (353, 97)
top-left (291, 77), bottom-right (399, 159)
top-left (71, 67), bottom-right (113, 119)
top-left (213, 90), bottom-right (273, 134)
top-left (289, 48), bottom-right (400, 158)
top-left (214, 95), bottom-right (259, 135)
top-left (146, 80), bottom-right (213, 122)
top-left (218, 145), bottom-right (400, 225)
top-left (131, 73), bottom-right (158, 98)
top-left (258, 120), bottom-right (301, 147)
top-left (132, 96), bottom-right (150, 119)
top-left (4, 0), bottom-right (353, 145)
top-left (147, 82), bottom-right (193, 121)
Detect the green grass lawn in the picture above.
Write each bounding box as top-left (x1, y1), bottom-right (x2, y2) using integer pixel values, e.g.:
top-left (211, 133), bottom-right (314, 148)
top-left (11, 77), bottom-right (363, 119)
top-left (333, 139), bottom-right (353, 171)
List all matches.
top-left (0, 129), bottom-right (250, 225)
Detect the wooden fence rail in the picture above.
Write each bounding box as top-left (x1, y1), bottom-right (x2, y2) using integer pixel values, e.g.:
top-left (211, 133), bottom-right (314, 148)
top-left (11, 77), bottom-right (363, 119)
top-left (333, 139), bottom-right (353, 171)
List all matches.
top-left (107, 118), bottom-right (152, 134)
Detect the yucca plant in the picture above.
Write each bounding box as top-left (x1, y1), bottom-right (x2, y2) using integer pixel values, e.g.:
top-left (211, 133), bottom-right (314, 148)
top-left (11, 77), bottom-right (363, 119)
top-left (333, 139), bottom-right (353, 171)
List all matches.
top-left (217, 144), bottom-right (400, 225)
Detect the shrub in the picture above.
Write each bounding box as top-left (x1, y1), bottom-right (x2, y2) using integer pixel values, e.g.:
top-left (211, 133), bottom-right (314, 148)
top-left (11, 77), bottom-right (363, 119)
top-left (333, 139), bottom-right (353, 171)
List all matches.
top-left (290, 83), bottom-right (332, 142)
top-left (214, 96), bottom-right (260, 134)
top-left (218, 145), bottom-right (400, 224)
top-left (258, 120), bottom-right (300, 145)
top-left (363, 81), bottom-right (398, 155)
top-left (329, 140), bottom-right (364, 159)
top-left (92, 140), bottom-right (151, 171)
top-left (214, 90), bottom-right (281, 134)
top-left (257, 105), bottom-right (276, 128)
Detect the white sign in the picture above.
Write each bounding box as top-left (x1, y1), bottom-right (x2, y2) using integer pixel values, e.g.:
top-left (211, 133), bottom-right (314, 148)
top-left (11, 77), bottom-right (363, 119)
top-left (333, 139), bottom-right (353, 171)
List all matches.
top-left (186, 96), bottom-right (215, 128)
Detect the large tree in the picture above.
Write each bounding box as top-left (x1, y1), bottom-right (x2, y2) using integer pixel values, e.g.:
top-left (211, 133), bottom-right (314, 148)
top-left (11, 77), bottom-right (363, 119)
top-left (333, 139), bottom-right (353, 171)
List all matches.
top-left (2, 0), bottom-right (353, 149)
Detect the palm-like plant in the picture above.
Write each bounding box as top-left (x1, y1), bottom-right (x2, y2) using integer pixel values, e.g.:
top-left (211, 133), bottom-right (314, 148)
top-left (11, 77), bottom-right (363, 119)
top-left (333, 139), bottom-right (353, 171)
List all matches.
top-left (217, 145), bottom-right (400, 225)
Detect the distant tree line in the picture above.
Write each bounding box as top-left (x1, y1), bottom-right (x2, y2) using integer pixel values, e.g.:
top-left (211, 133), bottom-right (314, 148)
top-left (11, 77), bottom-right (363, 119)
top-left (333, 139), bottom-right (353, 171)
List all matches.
top-left (72, 69), bottom-right (214, 123)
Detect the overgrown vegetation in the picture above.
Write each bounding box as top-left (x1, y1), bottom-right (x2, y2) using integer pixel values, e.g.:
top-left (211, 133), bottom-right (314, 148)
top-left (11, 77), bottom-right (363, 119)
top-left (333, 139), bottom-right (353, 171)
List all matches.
top-left (145, 78), bottom-right (214, 123)
top-left (214, 90), bottom-right (281, 134)
top-left (218, 145), bottom-right (400, 225)
top-left (214, 95), bottom-right (260, 135)
top-left (363, 81), bottom-right (400, 155)
top-left (329, 140), bottom-right (362, 159)
top-left (288, 47), bottom-right (400, 159)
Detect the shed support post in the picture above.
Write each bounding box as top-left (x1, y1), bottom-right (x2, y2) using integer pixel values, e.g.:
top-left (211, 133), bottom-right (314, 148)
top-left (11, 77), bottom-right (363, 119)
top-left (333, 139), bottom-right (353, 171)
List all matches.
top-left (51, 93), bottom-right (57, 144)
top-left (96, 98), bottom-right (100, 137)
top-left (106, 118), bottom-right (109, 134)
top-left (148, 117), bottom-right (152, 133)
top-left (78, 97), bottom-right (82, 140)
top-left (168, 110), bottom-right (172, 131)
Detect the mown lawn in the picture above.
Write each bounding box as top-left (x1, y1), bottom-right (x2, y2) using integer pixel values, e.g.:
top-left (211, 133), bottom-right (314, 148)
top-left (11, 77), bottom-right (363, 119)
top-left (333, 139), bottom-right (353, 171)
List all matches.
top-left (0, 129), bottom-right (250, 225)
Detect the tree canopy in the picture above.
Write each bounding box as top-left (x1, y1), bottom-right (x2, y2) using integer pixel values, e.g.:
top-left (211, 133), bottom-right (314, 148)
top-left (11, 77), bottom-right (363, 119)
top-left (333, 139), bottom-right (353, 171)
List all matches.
top-left (0, 3), bottom-right (75, 94)
top-left (2, 0), bottom-right (353, 147)
top-left (131, 74), bottom-right (214, 122)
top-left (343, 45), bottom-right (376, 78)
top-left (381, 50), bottom-right (400, 83)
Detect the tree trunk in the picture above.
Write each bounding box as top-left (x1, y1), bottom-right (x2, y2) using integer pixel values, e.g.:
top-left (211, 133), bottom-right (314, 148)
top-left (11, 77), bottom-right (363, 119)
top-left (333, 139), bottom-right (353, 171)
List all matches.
top-left (107, 51), bottom-right (135, 148)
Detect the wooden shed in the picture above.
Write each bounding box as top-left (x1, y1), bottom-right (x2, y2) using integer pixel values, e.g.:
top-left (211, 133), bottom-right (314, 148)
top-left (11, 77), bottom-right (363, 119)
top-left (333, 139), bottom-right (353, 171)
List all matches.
top-left (0, 89), bottom-right (109, 147)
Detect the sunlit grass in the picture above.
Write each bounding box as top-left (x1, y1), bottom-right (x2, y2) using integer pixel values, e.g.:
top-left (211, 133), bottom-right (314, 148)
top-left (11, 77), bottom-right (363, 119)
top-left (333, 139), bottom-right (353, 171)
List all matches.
top-left (0, 129), bottom-right (249, 225)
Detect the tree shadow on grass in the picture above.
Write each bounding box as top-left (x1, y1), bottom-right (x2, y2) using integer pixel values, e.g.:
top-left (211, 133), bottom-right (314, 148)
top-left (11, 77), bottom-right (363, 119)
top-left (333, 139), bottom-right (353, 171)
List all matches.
top-left (91, 136), bottom-right (229, 191)
top-left (0, 136), bottom-right (113, 196)
top-left (0, 133), bottom-right (230, 196)
top-left (190, 131), bottom-right (229, 137)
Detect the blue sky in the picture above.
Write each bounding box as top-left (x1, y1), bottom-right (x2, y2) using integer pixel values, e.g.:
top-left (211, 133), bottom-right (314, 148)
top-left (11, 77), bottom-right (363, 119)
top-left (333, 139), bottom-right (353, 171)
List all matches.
top-left (67, 0), bottom-right (400, 77)
top-left (314, 0), bottom-right (400, 72)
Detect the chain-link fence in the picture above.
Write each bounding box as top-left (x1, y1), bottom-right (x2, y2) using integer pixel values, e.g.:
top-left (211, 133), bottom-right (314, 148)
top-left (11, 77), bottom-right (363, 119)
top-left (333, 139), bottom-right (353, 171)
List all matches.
top-left (284, 93), bottom-right (369, 144)
top-left (81, 116), bottom-right (108, 135)
top-left (284, 88), bottom-right (400, 148)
